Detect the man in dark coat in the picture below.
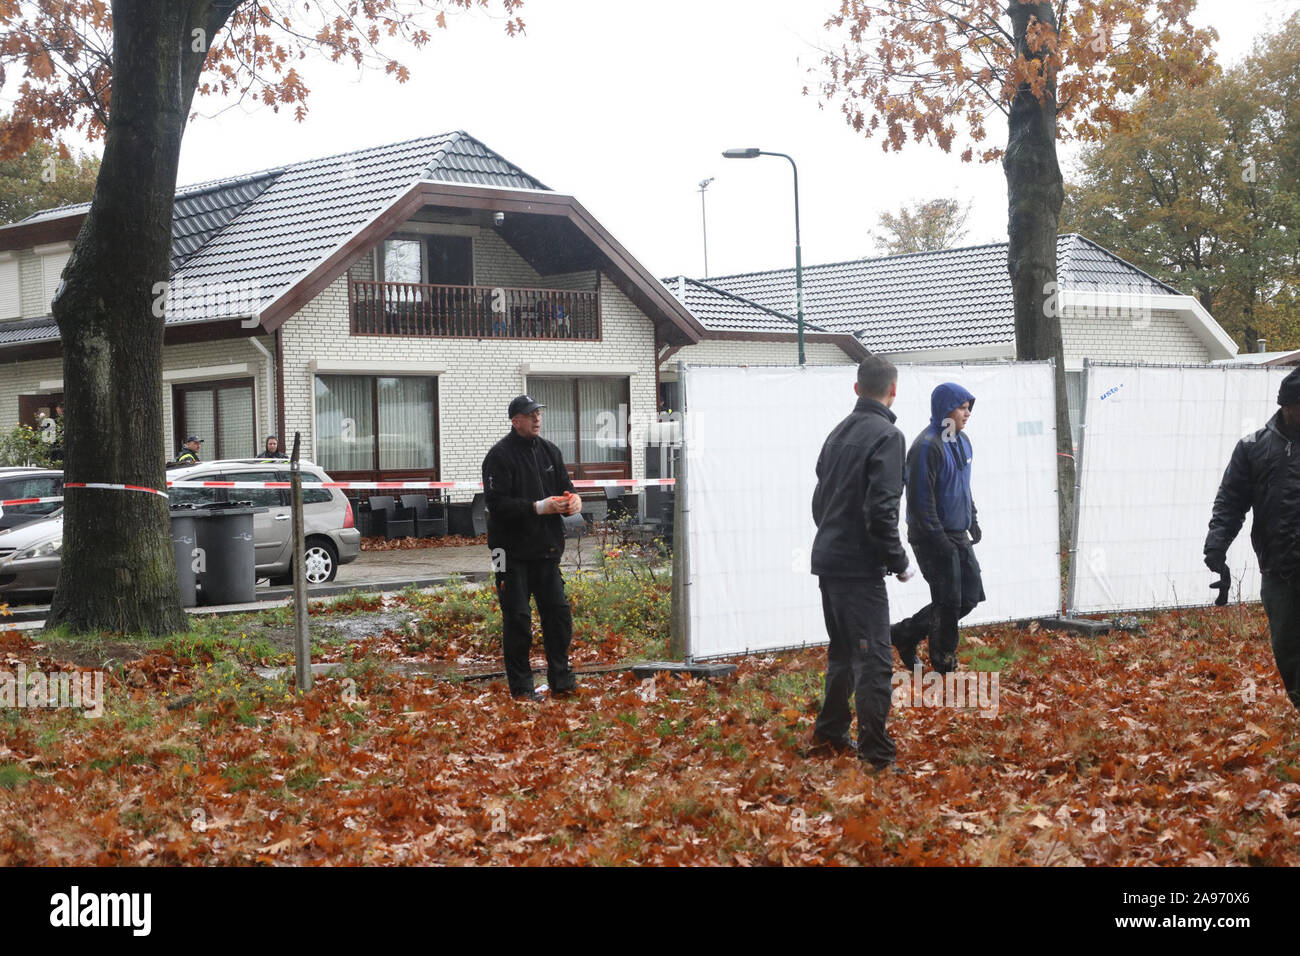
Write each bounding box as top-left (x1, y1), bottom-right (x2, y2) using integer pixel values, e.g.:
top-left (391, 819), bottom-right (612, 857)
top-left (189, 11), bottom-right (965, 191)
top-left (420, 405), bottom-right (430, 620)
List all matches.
top-left (809, 355), bottom-right (914, 771)
top-left (1205, 366), bottom-right (1300, 712)
top-left (890, 382), bottom-right (985, 675)
top-left (483, 394), bottom-right (583, 701)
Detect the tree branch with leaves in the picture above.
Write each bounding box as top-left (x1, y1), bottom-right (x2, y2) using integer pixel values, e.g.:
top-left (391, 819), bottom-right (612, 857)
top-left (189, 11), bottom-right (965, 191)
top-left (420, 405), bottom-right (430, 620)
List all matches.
top-left (0, 0), bottom-right (528, 635)
top-left (816, 0), bottom-right (1216, 543)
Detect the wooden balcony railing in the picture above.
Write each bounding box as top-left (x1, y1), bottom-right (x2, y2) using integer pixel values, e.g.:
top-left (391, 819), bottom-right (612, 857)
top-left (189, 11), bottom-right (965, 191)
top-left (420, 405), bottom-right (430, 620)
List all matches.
top-left (349, 281), bottom-right (601, 340)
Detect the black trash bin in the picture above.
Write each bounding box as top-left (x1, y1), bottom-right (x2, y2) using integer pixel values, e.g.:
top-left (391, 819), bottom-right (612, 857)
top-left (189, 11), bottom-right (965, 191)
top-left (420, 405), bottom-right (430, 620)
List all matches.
top-left (168, 510), bottom-right (200, 608)
top-left (192, 504), bottom-right (266, 606)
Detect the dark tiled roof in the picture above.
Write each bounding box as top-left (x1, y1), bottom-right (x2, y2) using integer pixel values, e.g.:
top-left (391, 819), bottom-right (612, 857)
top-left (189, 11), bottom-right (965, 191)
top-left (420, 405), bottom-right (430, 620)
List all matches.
top-left (0, 314), bottom-right (66, 347)
top-left (695, 234), bottom-right (1183, 354)
top-left (659, 276), bottom-right (833, 334)
top-left (6, 131), bottom-right (550, 341)
top-left (170, 170), bottom-right (282, 269)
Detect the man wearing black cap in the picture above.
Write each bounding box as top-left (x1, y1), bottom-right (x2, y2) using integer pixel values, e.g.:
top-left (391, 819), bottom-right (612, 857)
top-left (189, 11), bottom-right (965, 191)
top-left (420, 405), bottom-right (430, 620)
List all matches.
top-left (1206, 367), bottom-right (1300, 713)
top-left (177, 435), bottom-right (203, 465)
top-left (482, 395), bottom-right (583, 701)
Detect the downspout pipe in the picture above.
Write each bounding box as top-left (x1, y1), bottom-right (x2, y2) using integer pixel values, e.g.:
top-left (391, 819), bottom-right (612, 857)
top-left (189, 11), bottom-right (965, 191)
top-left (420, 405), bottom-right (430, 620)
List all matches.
top-left (249, 335), bottom-right (276, 441)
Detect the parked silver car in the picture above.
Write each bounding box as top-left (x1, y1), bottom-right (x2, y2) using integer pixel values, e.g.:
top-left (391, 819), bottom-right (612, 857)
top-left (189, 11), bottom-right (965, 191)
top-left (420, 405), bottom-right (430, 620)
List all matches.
top-left (0, 509), bottom-right (63, 592)
top-left (0, 459), bottom-right (361, 594)
top-left (168, 459), bottom-right (361, 584)
top-left (0, 467), bottom-right (63, 531)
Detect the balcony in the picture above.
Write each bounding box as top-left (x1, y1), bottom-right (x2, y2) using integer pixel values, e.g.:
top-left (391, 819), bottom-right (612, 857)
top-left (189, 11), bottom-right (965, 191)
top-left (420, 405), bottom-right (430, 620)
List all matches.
top-left (349, 280), bottom-right (600, 340)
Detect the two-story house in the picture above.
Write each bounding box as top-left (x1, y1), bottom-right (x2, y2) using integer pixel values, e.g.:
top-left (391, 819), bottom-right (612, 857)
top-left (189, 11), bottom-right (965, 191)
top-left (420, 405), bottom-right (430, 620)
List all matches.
top-left (0, 132), bottom-right (712, 493)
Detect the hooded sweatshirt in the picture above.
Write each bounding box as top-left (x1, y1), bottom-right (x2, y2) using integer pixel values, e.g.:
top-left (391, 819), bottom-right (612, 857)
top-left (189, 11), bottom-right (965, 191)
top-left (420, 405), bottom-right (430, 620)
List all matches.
top-left (904, 382), bottom-right (977, 541)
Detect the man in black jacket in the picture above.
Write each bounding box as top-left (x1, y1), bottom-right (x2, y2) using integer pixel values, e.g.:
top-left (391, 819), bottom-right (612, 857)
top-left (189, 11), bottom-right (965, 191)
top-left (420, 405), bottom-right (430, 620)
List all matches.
top-left (483, 394), bottom-right (583, 701)
top-left (809, 355), bottom-right (914, 770)
top-left (1205, 367), bottom-right (1300, 713)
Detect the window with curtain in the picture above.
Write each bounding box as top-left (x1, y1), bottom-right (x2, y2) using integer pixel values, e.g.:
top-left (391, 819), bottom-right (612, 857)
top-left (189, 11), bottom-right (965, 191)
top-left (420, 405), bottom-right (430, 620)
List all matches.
top-left (528, 378), bottom-right (576, 462)
top-left (378, 376), bottom-right (436, 470)
top-left (580, 378), bottom-right (625, 464)
top-left (527, 377), bottom-right (629, 471)
top-left (173, 379), bottom-right (255, 460)
top-left (314, 374), bottom-right (437, 475)
top-left (382, 239), bottom-right (422, 284)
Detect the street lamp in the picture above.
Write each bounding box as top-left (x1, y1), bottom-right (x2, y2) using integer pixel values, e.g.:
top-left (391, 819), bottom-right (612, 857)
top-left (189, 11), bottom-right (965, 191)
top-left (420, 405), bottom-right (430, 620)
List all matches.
top-left (698, 177), bottom-right (714, 278)
top-left (723, 147), bottom-right (804, 365)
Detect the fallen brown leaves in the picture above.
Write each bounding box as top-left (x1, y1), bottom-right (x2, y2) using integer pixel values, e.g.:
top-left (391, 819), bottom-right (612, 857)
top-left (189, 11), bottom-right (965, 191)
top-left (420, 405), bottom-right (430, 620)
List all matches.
top-left (2, 602), bottom-right (1297, 865)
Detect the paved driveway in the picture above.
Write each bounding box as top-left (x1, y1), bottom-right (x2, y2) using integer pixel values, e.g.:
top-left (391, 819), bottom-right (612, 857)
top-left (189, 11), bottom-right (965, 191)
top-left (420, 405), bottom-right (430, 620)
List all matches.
top-left (332, 535), bottom-right (608, 587)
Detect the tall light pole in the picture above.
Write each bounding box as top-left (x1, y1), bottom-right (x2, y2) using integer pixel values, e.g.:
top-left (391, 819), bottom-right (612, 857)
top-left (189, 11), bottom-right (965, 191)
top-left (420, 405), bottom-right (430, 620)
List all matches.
top-left (698, 177), bottom-right (714, 278)
top-left (722, 147), bottom-right (804, 365)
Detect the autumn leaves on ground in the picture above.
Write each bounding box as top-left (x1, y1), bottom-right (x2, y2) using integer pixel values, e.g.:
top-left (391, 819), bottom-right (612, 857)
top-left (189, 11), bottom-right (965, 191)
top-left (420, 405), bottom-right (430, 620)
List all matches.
top-left (1, 562), bottom-right (1296, 865)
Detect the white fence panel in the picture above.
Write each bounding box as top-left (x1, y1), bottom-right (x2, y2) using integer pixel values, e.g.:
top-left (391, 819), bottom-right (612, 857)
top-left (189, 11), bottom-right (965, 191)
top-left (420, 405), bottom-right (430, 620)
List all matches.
top-left (1069, 363), bottom-right (1290, 614)
top-left (684, 363), bottom-right (1061, 660)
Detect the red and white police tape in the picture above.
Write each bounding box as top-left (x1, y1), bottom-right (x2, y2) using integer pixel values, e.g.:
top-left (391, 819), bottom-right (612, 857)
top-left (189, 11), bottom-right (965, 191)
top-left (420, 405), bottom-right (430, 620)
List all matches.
top-left (0, 477), bottom-right (675, 508)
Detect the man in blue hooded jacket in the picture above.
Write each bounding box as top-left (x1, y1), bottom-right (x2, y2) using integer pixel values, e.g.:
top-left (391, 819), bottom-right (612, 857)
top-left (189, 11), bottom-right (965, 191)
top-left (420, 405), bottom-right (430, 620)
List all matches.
top-left (890, 382), bottom-right (985, 674)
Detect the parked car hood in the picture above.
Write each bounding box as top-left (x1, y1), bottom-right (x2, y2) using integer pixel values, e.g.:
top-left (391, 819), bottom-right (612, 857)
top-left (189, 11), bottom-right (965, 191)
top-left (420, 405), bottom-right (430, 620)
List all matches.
top-left (0, 512), bottom-right (63, 549)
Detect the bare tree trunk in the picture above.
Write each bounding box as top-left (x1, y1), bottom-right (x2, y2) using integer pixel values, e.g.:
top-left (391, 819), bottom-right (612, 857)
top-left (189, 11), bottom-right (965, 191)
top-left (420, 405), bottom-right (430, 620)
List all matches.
top-left (1004, 0), bottom-right (1072, 551)
top-left (46, 0), bottom-right (242, 634)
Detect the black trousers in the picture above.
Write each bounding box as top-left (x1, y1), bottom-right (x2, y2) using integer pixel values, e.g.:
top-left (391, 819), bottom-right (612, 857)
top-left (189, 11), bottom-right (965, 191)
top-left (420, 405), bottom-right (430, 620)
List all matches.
top-left (813, 575), bottom-right (895, 766)
top-left (892, 532), bottom-right (984, 671)
top-left (496, 558), bottom-right (575, 695)
top-left (1260, 573), bottom-right (1300, 713)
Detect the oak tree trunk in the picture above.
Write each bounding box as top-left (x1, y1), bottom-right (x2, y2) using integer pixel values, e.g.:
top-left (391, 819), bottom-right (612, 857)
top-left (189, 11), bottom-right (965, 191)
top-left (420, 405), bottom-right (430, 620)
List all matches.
top-left (1004, 0), bottom-right (1073, 553)
top-left (46, 0), bottom-right (243, 634)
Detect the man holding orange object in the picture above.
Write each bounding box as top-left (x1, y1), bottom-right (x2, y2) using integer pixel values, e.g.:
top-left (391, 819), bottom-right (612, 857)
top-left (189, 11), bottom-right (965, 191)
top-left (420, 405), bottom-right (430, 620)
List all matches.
top-left (483, 394), bottom-right (583, 701)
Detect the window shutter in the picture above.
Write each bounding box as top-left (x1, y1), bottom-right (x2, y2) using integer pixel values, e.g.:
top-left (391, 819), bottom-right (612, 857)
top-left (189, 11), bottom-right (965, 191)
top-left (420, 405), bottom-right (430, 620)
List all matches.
top-left (0, 259), bottom-right (19, 319)
top-left (42, 251), bottom-right (71, 312)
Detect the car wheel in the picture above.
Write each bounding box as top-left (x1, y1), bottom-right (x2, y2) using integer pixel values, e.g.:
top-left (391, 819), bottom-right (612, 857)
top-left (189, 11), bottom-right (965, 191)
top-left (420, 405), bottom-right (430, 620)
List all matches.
top-left (303, 537), bottom-right (339, 584)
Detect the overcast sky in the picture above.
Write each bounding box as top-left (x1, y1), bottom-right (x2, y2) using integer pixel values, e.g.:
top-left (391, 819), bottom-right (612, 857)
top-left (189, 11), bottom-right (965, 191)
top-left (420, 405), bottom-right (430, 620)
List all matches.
top-left (117, 0), bottom-right (1300, 281)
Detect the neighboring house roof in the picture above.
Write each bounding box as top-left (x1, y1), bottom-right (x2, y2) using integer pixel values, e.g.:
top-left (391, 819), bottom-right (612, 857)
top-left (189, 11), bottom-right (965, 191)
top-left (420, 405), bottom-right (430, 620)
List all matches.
top-left (658, 275), bottom-right (868, 361)
top-left (660, 275), bottom-right (836, 334)
top-left (694, 234), bottom-right (1188, 355)
top-left (1214, 349), bottom-right (1300, 366)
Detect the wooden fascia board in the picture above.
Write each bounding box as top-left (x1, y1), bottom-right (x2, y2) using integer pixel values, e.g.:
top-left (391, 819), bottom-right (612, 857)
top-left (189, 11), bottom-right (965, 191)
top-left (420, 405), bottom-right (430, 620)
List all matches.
top-left (0, 213), bottom-right (87, 253)
top-left (0, 318), bottom-right (257, 362)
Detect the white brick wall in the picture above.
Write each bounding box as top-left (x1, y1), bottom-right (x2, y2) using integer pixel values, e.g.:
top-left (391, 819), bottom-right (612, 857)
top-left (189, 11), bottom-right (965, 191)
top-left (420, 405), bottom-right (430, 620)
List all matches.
top-left (283, 254), bottom-right (655, 491)
top-left (472, 229), bottom-right (542, 288)
top-left (1062, 305), bottom-right (1209, 364)
top-left (666, 339), bottom-right (855, 370)
top-left (0, 335), bottom-right (275, 458)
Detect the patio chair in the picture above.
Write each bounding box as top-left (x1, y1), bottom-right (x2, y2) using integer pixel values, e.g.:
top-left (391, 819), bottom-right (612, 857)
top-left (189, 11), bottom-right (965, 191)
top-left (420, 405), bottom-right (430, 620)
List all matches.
top-left (367, 495), bottom-right (415, 539)
top-left (401, 493), bottom-right (448, 538)
top-left (447, 492), bottom-right (487, 537)
top-left (605, 485), bottom-right (634, 521)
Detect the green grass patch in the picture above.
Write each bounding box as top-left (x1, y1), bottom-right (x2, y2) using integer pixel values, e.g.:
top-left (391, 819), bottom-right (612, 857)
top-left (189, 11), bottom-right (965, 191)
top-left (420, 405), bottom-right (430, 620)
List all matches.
top-left (0, 762), bottom-right (34, 789)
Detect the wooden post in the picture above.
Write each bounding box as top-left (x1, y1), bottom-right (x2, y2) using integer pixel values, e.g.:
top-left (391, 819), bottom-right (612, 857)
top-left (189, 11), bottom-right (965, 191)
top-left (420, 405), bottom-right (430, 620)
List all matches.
top-left (290, 432), bottom-right (311, 692)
